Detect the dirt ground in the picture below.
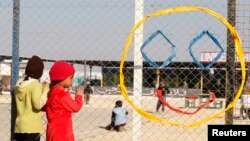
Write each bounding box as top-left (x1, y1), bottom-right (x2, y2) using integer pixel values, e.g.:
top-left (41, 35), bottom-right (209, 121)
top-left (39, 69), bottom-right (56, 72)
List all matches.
top-left (0, 94), bottom-right (249, 141)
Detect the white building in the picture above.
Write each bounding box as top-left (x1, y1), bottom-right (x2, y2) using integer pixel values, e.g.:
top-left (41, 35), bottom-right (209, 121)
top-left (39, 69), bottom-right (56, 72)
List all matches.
top-left (0, 61), bottom-right (102, 83)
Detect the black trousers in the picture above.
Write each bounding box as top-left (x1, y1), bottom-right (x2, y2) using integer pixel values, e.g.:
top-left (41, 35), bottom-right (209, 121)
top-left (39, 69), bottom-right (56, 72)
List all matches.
top-left (84, 94), bottom-right (90, 104)
top-left (106, 123), bottom-right (126, 131)
top-left (14, 133), bottom-right (40, 141)
top-left (156, 97), bottom-right (166, 111)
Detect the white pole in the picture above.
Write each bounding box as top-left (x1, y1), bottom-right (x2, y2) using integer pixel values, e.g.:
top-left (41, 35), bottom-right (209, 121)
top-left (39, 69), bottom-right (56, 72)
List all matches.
top-left (133, 0), bottom-right (143, 141)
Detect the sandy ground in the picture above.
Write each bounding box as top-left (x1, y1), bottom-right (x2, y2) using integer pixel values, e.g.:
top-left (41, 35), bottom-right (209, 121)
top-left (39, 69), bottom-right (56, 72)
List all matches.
top-left (0, 94), bottom-right (249, 141)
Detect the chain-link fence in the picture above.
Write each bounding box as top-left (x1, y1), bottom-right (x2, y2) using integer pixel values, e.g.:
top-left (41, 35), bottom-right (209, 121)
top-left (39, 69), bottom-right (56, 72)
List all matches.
top-left (1, 0), bottom-right (250, 141)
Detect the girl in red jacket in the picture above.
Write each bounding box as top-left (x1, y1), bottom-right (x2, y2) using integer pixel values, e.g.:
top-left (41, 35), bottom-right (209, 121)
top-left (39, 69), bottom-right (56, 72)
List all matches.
top-left (43, 61), bottom-right (83, 141)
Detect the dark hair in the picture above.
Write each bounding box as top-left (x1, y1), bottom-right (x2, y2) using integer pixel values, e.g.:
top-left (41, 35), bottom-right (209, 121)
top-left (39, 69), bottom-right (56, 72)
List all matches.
top-left (47, 81), bottom-right (60, 97)
top-left (115, 100), bottom-right (122, 107)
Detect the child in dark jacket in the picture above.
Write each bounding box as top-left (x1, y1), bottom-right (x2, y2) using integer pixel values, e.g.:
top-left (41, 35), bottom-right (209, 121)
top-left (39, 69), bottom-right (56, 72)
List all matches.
top-left (156, 81), bottom-right (170, 112)
top-left (84, 82), bottom-right (93, 105)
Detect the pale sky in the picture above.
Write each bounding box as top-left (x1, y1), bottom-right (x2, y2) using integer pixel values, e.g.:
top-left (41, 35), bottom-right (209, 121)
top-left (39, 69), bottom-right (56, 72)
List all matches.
top-left (0, 0), bottom-right (250, 64)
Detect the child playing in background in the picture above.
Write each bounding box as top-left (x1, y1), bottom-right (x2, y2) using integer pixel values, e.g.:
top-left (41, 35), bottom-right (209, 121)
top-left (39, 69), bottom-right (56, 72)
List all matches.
top-left (106, 100), bottom-right (128, 132)
top-left (240, 93), bottom-right (250, 119)
top-left (43, 61), bottom-right (83, 141)
top-left (14, 55), bottom-right (49, 141)
top-left (156, 81), bottom-right (170, 112)
top-left (84, 82), bottom-right (93, 105)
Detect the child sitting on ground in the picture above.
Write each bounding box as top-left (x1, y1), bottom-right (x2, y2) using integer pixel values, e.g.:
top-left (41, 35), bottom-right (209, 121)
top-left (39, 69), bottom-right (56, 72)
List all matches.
top-left (106, 100), bottom-right (128, 132)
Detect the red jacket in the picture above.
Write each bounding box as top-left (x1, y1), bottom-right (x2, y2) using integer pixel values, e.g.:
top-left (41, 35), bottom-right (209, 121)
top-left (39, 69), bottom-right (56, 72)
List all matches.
top-left (44, 86), bottom-right (83, 141)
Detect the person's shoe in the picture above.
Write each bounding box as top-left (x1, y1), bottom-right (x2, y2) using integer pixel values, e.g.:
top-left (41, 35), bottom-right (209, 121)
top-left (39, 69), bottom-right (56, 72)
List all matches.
top-left (118, 126), bottom-right (126, 132)
top-left (121, 126), bottom-right (126, 131)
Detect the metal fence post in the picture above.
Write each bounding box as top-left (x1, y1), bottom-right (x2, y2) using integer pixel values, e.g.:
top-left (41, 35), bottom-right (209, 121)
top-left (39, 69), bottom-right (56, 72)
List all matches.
top-left (11, 0), bottom-right (20, 140)
top-left (225, 0), bottom-right (236, 125)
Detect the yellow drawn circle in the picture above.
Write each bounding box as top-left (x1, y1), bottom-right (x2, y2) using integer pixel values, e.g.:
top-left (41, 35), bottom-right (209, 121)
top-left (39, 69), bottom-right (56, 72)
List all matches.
top-left (119, 6), bottom-right (246, 128)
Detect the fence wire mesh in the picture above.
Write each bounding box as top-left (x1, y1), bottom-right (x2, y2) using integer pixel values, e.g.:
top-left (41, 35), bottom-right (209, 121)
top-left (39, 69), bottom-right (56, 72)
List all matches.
top-left (1, 0), bottom-right (250, 141)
